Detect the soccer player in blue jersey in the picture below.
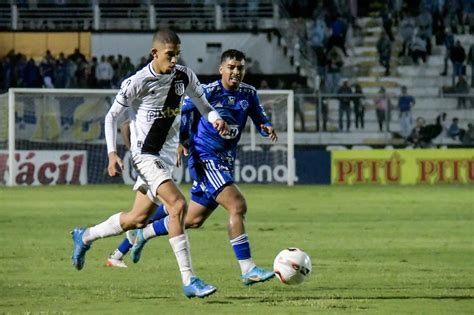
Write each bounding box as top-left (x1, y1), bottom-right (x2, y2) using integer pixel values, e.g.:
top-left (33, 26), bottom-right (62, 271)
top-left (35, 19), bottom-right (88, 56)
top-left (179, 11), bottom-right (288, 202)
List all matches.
top-left (126, 49), bottom-right (278, 286)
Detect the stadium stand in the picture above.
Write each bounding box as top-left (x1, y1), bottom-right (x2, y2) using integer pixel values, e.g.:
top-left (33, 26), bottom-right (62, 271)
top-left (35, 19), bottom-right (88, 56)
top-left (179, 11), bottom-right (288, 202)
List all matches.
top-left (1, 0), bottom-right (473, 146)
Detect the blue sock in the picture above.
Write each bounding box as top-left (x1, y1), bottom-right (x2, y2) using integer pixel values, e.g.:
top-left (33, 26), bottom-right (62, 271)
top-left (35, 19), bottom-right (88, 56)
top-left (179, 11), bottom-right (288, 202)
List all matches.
top-left (148, 204), bottom-right (168, 223)
top-left (118, 238), bottom-right (132, 255)
top-left (152, 216), bottom-right (169, 236)
top-left (230, 233), bottom-right (251, 260)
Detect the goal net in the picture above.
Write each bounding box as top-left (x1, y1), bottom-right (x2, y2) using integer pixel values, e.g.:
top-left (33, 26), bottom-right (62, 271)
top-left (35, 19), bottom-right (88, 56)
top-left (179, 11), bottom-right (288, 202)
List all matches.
top-left (2, 88), bottom-right (294, 187)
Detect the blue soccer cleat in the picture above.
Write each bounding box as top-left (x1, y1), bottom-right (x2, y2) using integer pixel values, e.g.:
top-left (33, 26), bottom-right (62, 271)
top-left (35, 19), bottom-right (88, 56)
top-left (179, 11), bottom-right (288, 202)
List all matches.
top-left (130, 229), bottom-right (147, 264)
top-left (241, 266), bottom-right (275, 286)
top-left (71, 228), bottom-right (91, 270)
top-left (183, 276), bottom-right (217, 299)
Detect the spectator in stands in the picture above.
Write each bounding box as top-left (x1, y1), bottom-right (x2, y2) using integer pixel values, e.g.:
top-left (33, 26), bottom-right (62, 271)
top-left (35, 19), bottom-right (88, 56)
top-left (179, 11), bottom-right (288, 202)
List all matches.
top-left (398, 86), bottom-right (416, 139)
top-left (417, 9), bottom-right (433, 55)
top-left (95, 55), bottom-right (114, 89)
top-left (326, 48), bottom-right (344, 94)
top-left (399, 14), bottom-right (416, 57)
top-left (407, 117), bottom-right (429, 147)
top-left (309, 17), bottom-right (327, 80)
top-left (326, 15), bottom-right (348, 57)
top-left (441, 29), bottom-right (455, 76)
top-left (376, 32), bottom-right (392, 76)
top-left (381, 7), bottom-right (394, 41)
top-left (87, 56), bottom-right (98, 88)
top-left (291, 81), bottom-right (306, 132)
top-left (467, 43), bottom-right (474, 87)
top-left (119, 56), bottom-right (136, 81)
top-left (447, 117), bottom-right (465, 140)
top-left (409, 31), bottom-right (428, 64)
top-left (15, 55), bottom-right (27, 87)
top-left (316, 79), bottom-right (329, 132)
top-left (337, 80), bottom-right (352, 132)
top-left (54, 52), bottom-right (69, 88)
top-left (68, 48), bottom-right (86, 64)
top-left (40, 51), bottom-right (55, 88)
top-left (462, 123), bottom-right (474, 144)
top-left (24, 58), bottom-right (42, 88)
top-left (449, 40), bottom-right (466, 84)
top-left (352, 82), bottom-right (365, 129)
top-left (374, 87), bottom-right (391, 132)
top-left (455, 75), bottom-right (470, 109)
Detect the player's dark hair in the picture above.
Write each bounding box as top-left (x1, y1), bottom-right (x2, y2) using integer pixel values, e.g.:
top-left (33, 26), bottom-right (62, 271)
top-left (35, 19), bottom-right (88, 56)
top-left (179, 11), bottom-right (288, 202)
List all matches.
top-left (221, 49), bottom-right (246, 63)
top-left (153, 29), bottom-right (181, 45)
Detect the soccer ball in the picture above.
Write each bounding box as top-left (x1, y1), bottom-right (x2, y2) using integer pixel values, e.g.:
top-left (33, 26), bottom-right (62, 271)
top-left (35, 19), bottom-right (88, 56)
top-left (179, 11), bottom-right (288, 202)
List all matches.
top-left (273, 248), bottom-right (312, 285)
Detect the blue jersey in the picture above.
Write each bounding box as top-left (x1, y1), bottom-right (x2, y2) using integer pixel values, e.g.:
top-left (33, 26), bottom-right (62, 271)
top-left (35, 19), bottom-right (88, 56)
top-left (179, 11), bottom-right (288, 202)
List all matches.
top-left (181, 80), bottom-right (271, 163)
top-left (181, 80), bottom-right (272, 199)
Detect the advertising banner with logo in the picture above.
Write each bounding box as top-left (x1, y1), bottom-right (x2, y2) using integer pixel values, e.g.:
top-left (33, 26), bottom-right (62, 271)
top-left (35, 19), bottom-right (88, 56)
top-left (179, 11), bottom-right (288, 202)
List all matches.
top-left (0, 150), bottom-right (88, 186)
top-left (331, 149), bottom-right (474, 185)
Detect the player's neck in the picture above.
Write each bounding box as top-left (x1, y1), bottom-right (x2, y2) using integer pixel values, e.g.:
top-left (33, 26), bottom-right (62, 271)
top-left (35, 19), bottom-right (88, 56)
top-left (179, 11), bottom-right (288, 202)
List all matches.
top-left (220, 80), bottom-right (239, 93)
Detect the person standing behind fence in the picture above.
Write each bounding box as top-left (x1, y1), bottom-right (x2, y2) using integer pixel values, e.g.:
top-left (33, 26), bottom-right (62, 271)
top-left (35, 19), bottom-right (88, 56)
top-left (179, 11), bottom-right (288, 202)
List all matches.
top-left (95, 55), bottom-right (114, 88)
top-left (352, 82), bottom-right (365, 129)
top-left (374, 87), bottom-right (391, 132)
top-left (337, 80), bottom-right (352, 132)
top-left (398, 86), bottom-right (415, 139)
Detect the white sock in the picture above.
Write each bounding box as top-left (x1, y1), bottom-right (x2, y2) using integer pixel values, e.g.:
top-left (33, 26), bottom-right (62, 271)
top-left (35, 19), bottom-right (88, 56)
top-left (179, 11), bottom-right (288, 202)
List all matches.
top-left (83, 213), bottom-right (123, 245)
top-left (142, 223), bottom-right (157, 240)
top-left (110, 249), bottom-right (124, 260)
top-left (169, 233), bottom-right (194, 285)
top-left (238, 258), bottom-right (256, 275)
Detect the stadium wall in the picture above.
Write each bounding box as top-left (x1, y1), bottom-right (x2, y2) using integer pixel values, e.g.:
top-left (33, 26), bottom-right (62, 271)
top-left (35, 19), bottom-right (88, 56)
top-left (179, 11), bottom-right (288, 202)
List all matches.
top-left (91, 32), bottom-right (294, 74)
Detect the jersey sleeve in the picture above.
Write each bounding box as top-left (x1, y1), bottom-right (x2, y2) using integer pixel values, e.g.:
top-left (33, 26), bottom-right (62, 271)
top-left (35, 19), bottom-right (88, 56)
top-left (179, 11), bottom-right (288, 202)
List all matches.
top-left (105, 77), bottom-right (140, 154)
top-left (248, 90), bottom-right (272, 137)
top-left (185, 69), bottom-right (221, 124)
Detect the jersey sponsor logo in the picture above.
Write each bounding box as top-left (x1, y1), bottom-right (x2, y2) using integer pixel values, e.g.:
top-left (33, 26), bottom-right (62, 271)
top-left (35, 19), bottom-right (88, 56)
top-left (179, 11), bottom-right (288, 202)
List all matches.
top-left (174, 81), bottom-right (185, 96)
top-left (220, 124), bottom-right (239, 139)
top-left (228, 96), bottom-right (235, 105)
top-left (146, 107), bottom-right (181, 121)
top-left (239, 100), bottom-right (249, 110)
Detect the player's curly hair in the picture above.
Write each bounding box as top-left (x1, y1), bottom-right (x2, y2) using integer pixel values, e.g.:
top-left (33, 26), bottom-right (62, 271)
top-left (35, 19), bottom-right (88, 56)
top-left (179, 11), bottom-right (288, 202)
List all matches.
top-left (153, 28), bottom-right (181, 45)
top-left (221, 49), bottom-right (246, 63)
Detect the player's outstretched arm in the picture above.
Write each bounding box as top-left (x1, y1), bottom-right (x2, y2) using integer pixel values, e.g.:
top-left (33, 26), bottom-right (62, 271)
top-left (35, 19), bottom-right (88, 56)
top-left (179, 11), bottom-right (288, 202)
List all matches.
top-left (260, 124), bottom-right (278, 142)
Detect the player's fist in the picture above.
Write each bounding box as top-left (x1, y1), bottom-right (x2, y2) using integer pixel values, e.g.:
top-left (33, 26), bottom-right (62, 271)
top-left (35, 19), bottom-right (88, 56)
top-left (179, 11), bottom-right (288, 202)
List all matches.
top-left (213, 118), bottom-right (229, 137)
top-left (107, 151), bottom-right (124, 177)
top-left (176, 143), bottom-right (188, 167)
top-left (261, 124), bottom-right (278, 142)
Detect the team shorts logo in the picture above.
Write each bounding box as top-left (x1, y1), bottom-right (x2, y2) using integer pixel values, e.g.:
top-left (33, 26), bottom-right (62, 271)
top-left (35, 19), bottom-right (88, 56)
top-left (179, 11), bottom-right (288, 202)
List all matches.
top-left (239, 100), bottom-right (249, 110)
top-left (175, 82), bottom-right (185, 96)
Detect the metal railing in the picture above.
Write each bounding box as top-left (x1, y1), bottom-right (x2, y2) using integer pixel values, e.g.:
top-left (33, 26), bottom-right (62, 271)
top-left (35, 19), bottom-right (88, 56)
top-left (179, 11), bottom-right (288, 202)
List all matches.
top-left (4, 0), bottom-right (280, 31)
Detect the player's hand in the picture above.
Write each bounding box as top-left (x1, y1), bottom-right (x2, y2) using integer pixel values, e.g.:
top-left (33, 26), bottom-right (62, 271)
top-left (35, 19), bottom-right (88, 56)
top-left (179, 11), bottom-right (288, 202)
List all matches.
top-left (176, 143), bottom-right (188, 167)
top-left (261, 124), bottom-right (278, 142)
top-left (213, 118), bottom-right (229, 137)
top-left (107, 151), bottom-right (124, 177)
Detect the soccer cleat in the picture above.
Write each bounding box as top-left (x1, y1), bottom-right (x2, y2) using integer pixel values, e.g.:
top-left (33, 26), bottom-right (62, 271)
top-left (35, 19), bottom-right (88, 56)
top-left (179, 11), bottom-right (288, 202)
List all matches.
top-left (130, 229), bottom-right (147, 264)
top-left (183, 276), bottom-right (217, 299)
top-left (241, 266), bottom-right (275, 286)
top-left (106, 257), bottom-right (128, 268)
top-left (71, 228), bottom-right (91, 270)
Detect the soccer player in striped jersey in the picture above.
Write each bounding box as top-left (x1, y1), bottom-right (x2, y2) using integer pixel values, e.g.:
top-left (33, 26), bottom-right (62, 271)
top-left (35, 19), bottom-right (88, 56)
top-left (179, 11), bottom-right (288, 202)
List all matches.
top-left (127, 49), bottom-right (278, 286)
top-left (70, 29), bottom-right (228, 299)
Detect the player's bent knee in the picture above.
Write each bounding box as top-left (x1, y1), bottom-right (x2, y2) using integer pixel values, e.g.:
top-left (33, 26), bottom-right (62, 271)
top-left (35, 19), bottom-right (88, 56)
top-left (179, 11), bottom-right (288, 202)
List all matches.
top-left (186, 216), bottom-right (205, 229)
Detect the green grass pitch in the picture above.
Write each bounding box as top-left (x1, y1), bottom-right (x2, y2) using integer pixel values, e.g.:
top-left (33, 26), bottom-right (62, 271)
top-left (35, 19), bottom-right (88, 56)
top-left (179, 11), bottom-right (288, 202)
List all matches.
top-left (0, 184), bottom-right (473, 314)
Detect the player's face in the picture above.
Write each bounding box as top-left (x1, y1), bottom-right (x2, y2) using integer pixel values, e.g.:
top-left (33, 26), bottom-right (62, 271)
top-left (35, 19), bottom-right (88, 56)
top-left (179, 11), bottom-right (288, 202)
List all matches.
top-left (151, 41), bottom-right (181, 74)
top-left (219, 58), bottom-right (245, 91)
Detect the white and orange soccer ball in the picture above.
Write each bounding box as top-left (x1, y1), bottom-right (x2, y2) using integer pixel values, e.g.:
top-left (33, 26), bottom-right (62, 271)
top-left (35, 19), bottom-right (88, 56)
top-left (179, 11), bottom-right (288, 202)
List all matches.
top-left (273, 248), bottom-right (312, 285)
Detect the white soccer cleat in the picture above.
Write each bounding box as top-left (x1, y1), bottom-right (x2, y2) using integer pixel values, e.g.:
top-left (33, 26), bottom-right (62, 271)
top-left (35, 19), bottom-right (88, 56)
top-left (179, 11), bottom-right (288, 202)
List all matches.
top-left (106, 258), bottom-right (128, 268)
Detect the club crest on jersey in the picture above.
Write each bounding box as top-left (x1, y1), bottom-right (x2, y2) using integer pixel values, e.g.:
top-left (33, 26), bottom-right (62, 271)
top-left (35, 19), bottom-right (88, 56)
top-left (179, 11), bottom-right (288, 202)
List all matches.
top-left (174, 81), bottom-right (185, 96)
top-left (239, 100), bottom-right (249, 110)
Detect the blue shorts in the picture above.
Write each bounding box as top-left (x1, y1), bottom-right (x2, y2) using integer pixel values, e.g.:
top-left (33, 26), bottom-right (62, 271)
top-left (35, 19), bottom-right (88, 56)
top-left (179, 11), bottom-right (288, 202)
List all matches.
top-left (189, 156), bottom-right (233, 203)
top-left (190, 181), bottom-right (219, 210)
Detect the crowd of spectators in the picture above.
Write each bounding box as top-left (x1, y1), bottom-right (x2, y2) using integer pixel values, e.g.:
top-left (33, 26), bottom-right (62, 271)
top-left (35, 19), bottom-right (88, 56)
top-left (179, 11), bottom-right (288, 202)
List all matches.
top-left (0, 49), bottom-right (147, 93)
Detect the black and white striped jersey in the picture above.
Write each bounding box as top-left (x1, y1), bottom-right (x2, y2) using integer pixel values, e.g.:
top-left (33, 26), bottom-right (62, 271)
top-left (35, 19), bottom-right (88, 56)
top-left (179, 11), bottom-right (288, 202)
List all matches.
top-left (105, 63), bottom-right (220, 167)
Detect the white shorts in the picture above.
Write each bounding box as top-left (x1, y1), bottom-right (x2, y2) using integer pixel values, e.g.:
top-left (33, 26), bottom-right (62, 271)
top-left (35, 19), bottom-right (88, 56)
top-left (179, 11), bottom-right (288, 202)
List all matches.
top-left (131, 153), bottom-right (173, 203)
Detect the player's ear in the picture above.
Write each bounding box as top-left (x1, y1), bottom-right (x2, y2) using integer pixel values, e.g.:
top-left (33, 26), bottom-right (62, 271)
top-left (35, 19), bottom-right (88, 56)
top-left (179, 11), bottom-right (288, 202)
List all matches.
top-left (151, 48), bottom-right (158, 58)
top-left (219, 64), bottom-right (223, 75)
